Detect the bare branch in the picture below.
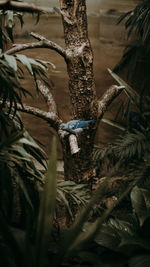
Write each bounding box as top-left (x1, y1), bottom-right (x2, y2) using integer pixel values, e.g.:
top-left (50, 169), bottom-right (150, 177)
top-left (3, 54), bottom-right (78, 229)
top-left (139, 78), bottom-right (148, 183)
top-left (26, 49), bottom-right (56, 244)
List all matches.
top-left (30, 32), bottom-right (67, 59)
top-left (0, 0), bottom-right (54, 13)
top-left (6, 33), bottom-right (67, 60)
top-left (97, 85), bottom-right (125, 120)
top-left (6, 41), bottom-right (47, 55)
top-left (16, 103), bottom-right (61, 131)
top-left (36, 80), bottom-right (57, 114)
top-left (17, 100), bottom-right (79, 152)
top-left (16, 80), bottom-right (61, 131)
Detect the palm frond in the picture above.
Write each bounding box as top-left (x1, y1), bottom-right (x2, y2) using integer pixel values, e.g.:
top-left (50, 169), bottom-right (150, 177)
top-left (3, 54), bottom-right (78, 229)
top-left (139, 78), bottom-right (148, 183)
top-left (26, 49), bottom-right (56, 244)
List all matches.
top-left (57, 180), bottom-right (90, 219)
top-left (0, 10), bottom-right (24, 50)
top-left (118, 0), bottom-right (150, 42)
top-left (94, 129), bottom-right (150, 174)
top-left (115, 0), bottom-right (150, 92)
top-left (0, 52), bottom-right (54, 115)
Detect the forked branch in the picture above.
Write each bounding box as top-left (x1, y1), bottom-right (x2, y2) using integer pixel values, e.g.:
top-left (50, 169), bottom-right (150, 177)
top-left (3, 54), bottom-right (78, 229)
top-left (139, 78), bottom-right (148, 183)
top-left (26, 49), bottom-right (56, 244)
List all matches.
top-left (6, 33), bottom-right (67, 60)
top-left (30, 32), bottom-right (67, 60)
top-left (16, 103), bottom-right (59, 128)
top-left (17, 80), bottom-right (61, 130)
top-left (15, 80), bottom-right (78, 154)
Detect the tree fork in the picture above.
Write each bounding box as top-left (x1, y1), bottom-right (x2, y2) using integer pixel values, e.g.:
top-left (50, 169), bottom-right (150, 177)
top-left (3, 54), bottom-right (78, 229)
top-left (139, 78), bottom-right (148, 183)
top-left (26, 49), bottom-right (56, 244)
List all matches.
top-left (4, 0), bottom-right (125, 184)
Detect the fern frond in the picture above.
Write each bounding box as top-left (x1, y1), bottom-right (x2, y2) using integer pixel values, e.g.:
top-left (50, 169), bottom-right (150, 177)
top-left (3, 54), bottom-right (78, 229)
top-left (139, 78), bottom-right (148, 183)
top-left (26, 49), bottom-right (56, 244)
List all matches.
top-left (94, 128), bottom-right (150, 177)
top-left (114, 130), bottom-right (149, 161)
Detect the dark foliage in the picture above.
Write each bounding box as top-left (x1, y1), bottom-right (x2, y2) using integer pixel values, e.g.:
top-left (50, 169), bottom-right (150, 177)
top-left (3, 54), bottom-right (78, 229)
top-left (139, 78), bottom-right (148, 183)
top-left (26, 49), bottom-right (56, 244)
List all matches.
top-left (114, 0), bottom-right (150, 93)
top-left (92, 184), bottom-right (150, 267)
top-left (1, 2), bottom-right (150, 267)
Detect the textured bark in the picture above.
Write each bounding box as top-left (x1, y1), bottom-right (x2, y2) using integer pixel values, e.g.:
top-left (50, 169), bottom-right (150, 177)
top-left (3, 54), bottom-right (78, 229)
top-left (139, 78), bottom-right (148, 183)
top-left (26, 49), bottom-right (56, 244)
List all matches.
top-left (60, 0), bottom-right (97, 119)
top-left (6, 32), bottom-right (67, 60)
top-left (5, 0), bottom-right (124, 185)
top-left (59, 0), bottom-right (98, 183)
top-left (61, 134), bottom-right (95, 183)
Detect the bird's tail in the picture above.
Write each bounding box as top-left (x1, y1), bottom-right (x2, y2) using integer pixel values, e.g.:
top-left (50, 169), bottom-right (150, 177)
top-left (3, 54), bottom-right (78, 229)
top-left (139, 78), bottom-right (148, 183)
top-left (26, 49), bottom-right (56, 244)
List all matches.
top-left (87, 120), bottom-right (95, 124)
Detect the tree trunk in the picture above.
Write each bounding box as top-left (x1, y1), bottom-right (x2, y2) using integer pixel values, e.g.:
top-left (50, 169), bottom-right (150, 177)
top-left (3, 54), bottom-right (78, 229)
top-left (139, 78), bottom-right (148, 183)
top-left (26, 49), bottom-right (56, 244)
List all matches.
top-left (7, 0), bottom-right (124, 185)
top-left (61, 133), bottom-right (96, 183)
top-left (60, 0), bottom-right (98, 183)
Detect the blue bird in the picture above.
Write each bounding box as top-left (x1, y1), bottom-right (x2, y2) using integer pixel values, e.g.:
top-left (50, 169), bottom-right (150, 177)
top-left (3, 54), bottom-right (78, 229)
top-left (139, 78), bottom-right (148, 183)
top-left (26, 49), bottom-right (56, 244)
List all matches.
top-left (60, 120), bottom-right (94, 134)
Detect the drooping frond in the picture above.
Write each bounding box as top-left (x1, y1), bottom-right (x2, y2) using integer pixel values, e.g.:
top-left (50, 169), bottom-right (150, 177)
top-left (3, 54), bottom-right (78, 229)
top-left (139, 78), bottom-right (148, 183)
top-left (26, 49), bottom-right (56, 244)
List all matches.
top-left (118, 0), bottom-right (150, 42)
top-left (0, 52), bottom-right (54, 114)
top-left (94, 128), bottom-right (149, 169)
top-left (114, 0), bottom-right (150, 92)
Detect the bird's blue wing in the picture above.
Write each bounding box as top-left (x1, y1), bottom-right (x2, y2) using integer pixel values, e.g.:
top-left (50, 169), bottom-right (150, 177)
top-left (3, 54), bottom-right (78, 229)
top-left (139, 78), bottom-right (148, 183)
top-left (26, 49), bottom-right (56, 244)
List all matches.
top-left (66, 120), bottom-right (94, 131)
top-left (77, 121), bottom-right (88, 128)
top-left (77, 120), bottom-right (94, 128)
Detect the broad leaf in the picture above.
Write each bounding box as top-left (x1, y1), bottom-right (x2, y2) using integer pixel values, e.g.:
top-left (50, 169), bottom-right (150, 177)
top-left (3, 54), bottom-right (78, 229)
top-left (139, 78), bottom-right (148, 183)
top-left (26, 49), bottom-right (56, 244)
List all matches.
top-left (4, 54), bottom-right (17, 72)
top-left (131, 186), bottom-right (150, 226)
top-left (16, 54), bottom-right (33, 75)
top-left (129, 255), bottom-right (150, 267)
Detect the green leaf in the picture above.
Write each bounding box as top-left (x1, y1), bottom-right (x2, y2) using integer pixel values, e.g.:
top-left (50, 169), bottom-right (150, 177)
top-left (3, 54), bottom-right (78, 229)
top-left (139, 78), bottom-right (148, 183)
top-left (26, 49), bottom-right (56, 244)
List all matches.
top-left (19, 137), bottom-right (41, 149)
top-left (102, 118), bottom-right (125, 131)
top-left (5, 11), bottom-right (14, 42)
top-left (131, 186), bottom-right (150, 226)
top-left (54, 178), bottom-right (134, 266)
top-left (57, 180), bottom-right (89, 207)
top-left (16, 12), bottom-right (24, 28)
top-left (11, 145), bottom-right (32, 160)
top-left (5, 11), bottom-right (14, 29)
top-left (16, 175), bottom-right (33, 209)
top-left (28, 58), bottom-right (46, 71)
top-left (23, 130), bottom-right (46, 155)
top-left (94, 225), bottom-right (120, 251)
top-left (4, 54), bottom-right (17, 72)
top-left (53, 181), bottom-right (108, 266)
top-left (119, 235), bottom-right (150, 252)
top-left (0, 129), bottom-right (25, 149)
top-left (34, 136), bottom-right (57, 267)
top-left (129, 255), bottom-right (150, 267)
top-left (16, 54), bottom-right (33, 75)
top-left (65, 182), bottom-right (135, 260)
top-left (58, 181), bottom-right (76, 187)
top-left (0, 213), bottom-right (23, 266)
top-left (108, 69), bottom-right (140, 102)
top-left (57, 188), bottom-right (73, 218)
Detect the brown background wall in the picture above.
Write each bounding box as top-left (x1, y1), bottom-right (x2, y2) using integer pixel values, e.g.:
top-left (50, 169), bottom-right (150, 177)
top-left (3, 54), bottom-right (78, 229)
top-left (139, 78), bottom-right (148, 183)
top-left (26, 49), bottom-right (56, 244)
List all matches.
top-left (13, 1), bottom-right (138, 158)
top-left (25, 0), bottom-right (139, 13)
